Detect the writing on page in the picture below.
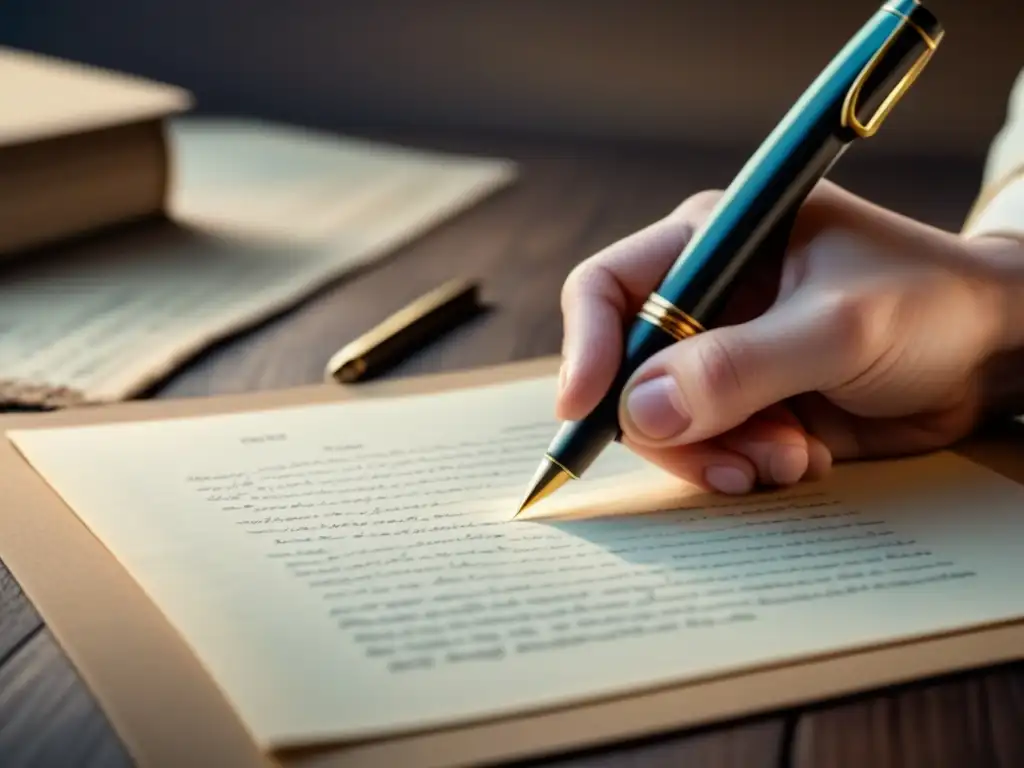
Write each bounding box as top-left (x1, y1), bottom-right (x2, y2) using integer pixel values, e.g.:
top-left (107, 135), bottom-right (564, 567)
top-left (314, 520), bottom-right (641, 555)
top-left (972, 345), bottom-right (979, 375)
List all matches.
top-left (9, 376), bottom-right (1024, 748)
top-left (187, 420), bottom-right (974, 676)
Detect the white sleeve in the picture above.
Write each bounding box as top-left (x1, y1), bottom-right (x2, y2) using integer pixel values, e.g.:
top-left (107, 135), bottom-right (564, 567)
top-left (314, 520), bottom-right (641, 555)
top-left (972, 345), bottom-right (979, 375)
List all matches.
top-left (963, 67), bottom-right (1024, 239)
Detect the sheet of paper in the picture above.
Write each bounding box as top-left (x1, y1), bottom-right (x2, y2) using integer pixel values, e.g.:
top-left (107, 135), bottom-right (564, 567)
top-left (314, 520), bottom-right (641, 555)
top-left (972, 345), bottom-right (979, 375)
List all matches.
top-left (0, 116), bottom-right (516, 407)
top-left (9, 375), bottom-right (1024, 752)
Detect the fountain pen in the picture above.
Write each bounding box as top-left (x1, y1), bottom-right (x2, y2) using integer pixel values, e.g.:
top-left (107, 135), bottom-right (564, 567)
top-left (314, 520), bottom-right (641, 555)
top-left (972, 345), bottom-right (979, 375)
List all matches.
top-left (515, 0), bottom-right (944, 516)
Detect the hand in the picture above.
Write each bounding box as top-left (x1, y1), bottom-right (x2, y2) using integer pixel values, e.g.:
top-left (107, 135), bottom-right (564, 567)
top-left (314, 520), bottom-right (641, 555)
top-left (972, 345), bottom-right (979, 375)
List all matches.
top-left (556, 180), bottom-right (1019, 495)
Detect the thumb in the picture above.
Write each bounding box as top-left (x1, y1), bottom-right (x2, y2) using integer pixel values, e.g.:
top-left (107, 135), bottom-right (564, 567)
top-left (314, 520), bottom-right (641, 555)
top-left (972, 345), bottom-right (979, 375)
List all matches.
top-left (617, 296), bottom-right (859, 447)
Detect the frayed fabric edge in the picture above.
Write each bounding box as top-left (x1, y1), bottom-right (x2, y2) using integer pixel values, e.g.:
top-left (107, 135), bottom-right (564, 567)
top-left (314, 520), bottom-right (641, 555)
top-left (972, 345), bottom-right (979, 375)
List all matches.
top-left (0, 380), bottom-right (89, 409)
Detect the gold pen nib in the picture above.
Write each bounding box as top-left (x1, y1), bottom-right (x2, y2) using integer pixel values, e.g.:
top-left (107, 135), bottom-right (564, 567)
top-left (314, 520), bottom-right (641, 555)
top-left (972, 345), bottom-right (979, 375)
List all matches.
top-left (513, 457), bottom-right (572, 518)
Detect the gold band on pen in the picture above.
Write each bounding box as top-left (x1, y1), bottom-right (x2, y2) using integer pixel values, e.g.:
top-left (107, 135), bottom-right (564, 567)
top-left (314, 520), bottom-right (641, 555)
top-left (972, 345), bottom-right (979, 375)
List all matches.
top-left (881, 2), bottom-right (940, 49)
top-left (544, 453), bottom-right (579, 479)
top-left (637, 293), bottom-right (704, 342)
top-left (841, 4), bottom-right (943, 139)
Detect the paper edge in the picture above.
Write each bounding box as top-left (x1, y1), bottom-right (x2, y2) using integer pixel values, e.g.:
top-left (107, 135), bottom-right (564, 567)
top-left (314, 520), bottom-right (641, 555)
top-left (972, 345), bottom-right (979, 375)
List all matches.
top-left (3, 358), bottom-right (1024, 766)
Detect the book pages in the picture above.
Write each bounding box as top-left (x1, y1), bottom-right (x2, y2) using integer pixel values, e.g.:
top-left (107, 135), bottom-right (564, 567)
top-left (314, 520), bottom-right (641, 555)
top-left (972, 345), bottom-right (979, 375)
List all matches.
top-left (0, 117), bottom-right (516, 407)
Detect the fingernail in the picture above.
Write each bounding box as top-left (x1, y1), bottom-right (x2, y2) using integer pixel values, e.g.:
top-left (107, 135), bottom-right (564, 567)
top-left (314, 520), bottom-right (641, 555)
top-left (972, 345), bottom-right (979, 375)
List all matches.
top-left (558, 361), bottom-right (570, 394)
top-left (770, 444), bottom-right (808, 485)
top-left (705, 466), bottom-right (753, 495)
top-left (624, 376), bottom-right (690, 440)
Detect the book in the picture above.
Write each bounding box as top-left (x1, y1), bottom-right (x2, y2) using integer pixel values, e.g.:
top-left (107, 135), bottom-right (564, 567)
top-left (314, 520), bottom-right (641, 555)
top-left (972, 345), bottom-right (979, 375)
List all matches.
top-left (3, 357), bottom-right (1024, 767)
top-left (0, 48), bottom-right (517, 408)
top-left (0, 46), bottom-right (191, 260)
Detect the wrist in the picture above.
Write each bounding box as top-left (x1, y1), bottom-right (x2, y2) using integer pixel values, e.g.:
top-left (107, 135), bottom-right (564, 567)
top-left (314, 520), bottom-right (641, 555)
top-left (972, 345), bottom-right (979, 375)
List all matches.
top-left (977, 347), bottom-right (1024, 422)
top-left (964, 234), bottom-right (1024, 354)
top-left (962, 234), bottom-right (1024, 419)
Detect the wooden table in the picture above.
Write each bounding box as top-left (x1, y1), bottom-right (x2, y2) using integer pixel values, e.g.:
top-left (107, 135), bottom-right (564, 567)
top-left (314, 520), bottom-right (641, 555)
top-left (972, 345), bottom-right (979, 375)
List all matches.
top-left (1, 129), bottom-right (1022, 767)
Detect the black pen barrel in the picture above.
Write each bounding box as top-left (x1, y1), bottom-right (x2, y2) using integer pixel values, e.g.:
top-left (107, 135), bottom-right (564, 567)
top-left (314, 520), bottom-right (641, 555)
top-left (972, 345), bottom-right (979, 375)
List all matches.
top-left (660, 0), bottom-right (942, 325)
top-left (543, 0), bottom-right (943, 480)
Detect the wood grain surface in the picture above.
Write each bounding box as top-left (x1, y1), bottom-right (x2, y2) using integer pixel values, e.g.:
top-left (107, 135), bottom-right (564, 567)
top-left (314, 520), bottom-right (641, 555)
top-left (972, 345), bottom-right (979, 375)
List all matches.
top-left (0, 129), bottom-right (1019, 767)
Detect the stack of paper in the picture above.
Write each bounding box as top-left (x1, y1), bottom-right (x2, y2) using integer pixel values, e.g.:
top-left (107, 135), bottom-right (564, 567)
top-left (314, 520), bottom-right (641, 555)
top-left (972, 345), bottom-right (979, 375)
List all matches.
top-left (0, 117), bottom-right (516, 407)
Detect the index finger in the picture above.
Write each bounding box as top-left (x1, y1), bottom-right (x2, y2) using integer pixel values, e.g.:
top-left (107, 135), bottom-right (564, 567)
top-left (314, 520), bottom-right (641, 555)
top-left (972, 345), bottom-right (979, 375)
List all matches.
top-left (557, 191), bottom-right (721, 420)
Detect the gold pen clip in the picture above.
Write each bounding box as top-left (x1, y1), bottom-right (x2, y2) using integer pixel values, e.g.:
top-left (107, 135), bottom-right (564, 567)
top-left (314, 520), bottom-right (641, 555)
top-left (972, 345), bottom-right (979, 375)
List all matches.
top-left (841, 4), bottom-right (943, 139)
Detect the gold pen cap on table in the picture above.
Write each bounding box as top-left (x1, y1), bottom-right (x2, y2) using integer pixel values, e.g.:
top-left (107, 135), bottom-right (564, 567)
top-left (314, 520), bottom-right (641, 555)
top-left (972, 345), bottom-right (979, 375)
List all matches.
top-left (325, 277), bottom-right (484, 384)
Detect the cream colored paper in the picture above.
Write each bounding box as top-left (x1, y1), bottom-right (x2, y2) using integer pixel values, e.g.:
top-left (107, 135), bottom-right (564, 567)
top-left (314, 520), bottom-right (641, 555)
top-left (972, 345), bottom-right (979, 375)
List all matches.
top-left (9, 373), bottom-right (1024, 754)
top-left (0, 116), bottom-right (516, 407)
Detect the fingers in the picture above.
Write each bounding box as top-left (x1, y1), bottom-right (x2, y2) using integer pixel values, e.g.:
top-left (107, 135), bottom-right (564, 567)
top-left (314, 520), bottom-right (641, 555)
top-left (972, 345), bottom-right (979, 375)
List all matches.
top-left (789, 390), bottom-right (977, 461)
top-left (618, 290), bottom-right (866, 448)
top-left (715, 405), bottom-right (811, 486)
top-left (557, 191), bottom-right (723, 420)
top-left (623, 439), bottom-right (759, 494)
top-left (624, 405), bottom-right (833, 494)
top-left (557, 264), bottom-right (628, 421)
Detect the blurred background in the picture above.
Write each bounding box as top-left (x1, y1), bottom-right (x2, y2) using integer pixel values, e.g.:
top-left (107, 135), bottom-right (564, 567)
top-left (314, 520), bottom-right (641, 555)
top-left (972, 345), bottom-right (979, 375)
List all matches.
top-left (4, 0), bottom-right (1024, 272)
top-left (5, 0), bottom-right (1021, 161)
